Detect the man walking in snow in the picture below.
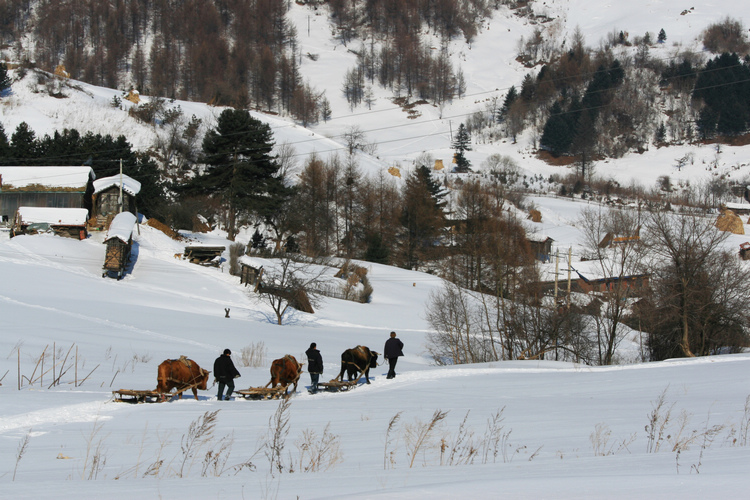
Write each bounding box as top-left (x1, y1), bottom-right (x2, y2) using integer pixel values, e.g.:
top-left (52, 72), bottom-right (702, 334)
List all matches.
top-left (384, 331), bottom-right (404, 379)
top-left (306, 342), bottom-right (323, 393)
top-left (214, 348), bottom-right (240, 400)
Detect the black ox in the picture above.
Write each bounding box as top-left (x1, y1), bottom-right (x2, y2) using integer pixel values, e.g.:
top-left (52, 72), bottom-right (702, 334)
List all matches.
top-left (337, 346), bottom-right (379, 384)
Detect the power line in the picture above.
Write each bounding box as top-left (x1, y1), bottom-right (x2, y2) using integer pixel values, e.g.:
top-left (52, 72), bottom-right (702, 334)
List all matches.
top-left (0, 53), bottom-right (746, 169)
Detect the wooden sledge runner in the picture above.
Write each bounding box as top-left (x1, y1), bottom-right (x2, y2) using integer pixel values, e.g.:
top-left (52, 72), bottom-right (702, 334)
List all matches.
top-left (112, 382), bottom-right (201, 403)
top-left (236, 386), bottom-right (288, 400)
top-left (316, 379), bottom-right (358, 392)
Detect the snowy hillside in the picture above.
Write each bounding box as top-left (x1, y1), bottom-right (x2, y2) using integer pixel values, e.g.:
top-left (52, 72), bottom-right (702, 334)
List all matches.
top-left (2, 0), bottom-right (750, 192)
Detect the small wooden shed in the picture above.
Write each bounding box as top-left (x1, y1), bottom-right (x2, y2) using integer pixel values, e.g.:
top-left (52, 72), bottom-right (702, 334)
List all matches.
top-left (184, 245), bottom-right (225, 266)
top-left (103, 211), bottom-right (137, 279)
top-left (91, 174), bottom-right (141, 229)
top-left (527, 234), bottom-right (554, 262)
top-left (11, 207), bottom-right (89, 239)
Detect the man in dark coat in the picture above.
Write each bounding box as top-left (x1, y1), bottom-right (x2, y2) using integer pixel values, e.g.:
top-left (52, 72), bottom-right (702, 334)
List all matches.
top-left (305, 342), bottom-right (323, 393)
top-left (383, 331), bottom-right (404, 379)
top-left (214, 348), bottom-right (240, 400)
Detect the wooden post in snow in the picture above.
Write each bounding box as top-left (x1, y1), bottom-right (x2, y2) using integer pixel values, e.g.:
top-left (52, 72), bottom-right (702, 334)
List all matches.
top-left (567, 247), bottom-right (572, 307)
top-left (553, 249), bottom-right (559, 304)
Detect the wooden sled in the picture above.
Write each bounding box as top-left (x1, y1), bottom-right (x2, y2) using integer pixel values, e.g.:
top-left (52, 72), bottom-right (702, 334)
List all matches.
top-left (112, 389), bottom-right (169, 403)
top-left (236, 386), bottom-right (288, 400)
top-left (316, 379), bottom-right (358, 392)
top-left (112, 382), bottom-right (201, 403)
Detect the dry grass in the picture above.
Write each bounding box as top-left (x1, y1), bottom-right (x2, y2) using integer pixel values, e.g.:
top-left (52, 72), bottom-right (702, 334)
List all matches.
top-left (405, 409), bottom-right (449, 468)
top-left (144, 218), bottom-right (181, 240)
top-left (13, 430), bottom-right (31, 481)
top-left (240, 341), bottom-right (268, 368)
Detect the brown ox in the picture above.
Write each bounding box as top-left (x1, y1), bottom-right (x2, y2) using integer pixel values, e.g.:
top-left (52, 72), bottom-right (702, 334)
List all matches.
top-left (156, 356), bottom-right (210, 400)
top-left (265, 355), bottom-right (303, 396)
top-left (337, 346), bottom-right (379, 384)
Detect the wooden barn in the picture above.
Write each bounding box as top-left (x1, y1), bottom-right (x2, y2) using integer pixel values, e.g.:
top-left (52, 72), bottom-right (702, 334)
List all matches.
top-left (0, 166), bottom-right (95, 225)
top-left (570, 261), bottom-right (649, 295)
top-left (91, 174), bottom-right (141, 229)
top-left (535, 259), bottom-right (649, 298)
top-left (11, 207), bottom-right (89, 239)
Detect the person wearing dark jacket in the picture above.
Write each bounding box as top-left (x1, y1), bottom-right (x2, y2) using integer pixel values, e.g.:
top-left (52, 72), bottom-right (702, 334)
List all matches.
top-left (214, 348), bottom-right (240, 400)
top-left (305, 342), bottom-right (323, 393)
top-left (383, 331), bottom-right (404, 379)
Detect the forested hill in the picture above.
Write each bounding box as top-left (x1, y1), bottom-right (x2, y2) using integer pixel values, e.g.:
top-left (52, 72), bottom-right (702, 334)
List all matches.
top-left (3, 1), bottom-right (750, 155)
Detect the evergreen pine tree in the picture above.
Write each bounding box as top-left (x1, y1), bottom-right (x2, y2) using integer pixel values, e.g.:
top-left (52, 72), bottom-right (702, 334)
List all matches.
top-left (452, 123), bottom-right (472, 173)
top-left (251, 228), bottom-right (267, 249)
top-left (0, 123), bottom-right (9, 165)
top-left (498, 86), bottom-right (517, 122)
top-left (10, 122), bottom-right (38, 165)
top-left (657, 29), bottom-right (667, 43)
top-left (655, 122), bottom-right (667, 144)
top-left (364, 233), bottom-right (389, 264)
top-left (189, 108), bottom-right (290, 240)
top-left (0, 63), bottom-right (11, 94)
top-left (400, 166), bottom-right (446, 269)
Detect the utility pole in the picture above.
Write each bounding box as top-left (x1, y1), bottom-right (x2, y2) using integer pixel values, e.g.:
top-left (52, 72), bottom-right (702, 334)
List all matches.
top-left (119, 158), bottom-right (124, 213)
top-left (553, 249), bottom-right (559, 304)
top-left (567, 247), bottom-right (572, 307)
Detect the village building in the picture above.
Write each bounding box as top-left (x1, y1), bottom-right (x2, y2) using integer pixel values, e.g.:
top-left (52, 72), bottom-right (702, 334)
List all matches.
top-left (527, 233), bottom-right (554, 262)
top-left (91, 174), bottom-right (141, 229)
top-left (0, 166), bottom-right (95, 224)
top-left (536, 258), bottom-right (649, 297)
top-left (11, 206), bottom-right (89, 239)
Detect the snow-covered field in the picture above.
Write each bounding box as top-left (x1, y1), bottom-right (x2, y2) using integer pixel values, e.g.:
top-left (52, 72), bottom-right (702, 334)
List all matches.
top-left (3, 1), bottom-right (750, 497)
top-left (2, 215), bottom-right (750, 499)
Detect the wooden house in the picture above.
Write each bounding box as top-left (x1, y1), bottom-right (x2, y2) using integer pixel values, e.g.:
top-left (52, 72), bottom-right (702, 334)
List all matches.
top-left (535, 259), bottom-right (649, 297)
top-left (91, 174), bottom-right (141, 229)
top-left (570, 261), bottom-right (649, 295)
top-left (0, 166), bottom-right (95, 224)
top-left (11, 207), bottom-right (89, 239)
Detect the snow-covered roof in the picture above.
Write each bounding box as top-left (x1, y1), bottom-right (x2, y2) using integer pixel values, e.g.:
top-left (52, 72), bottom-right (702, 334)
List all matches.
top-left (527, 233), bottom-right (553, 243)
top-left (105, 211), bottom-right (137, 243)
top-left (93, 174), bottom-right (141, 196)
top-left (0, 166), bottom-right (94, 190)
top-left (725, 202), bottom-right (750, 211)
top-left (16, 207), bottom-right (89, 225)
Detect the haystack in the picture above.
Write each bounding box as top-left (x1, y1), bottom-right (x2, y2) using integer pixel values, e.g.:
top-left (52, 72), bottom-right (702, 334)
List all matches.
top-left (434, 159), bottom-right (444, 170)
top-left (54, 64), bottom-right (69, 78)
top-left (715, 209), bottom-right (744, 235)
top-left (387, 166), bottom-right (401, 178)
top-left (528, 209), bottom-right (542, 223)
top-left (125, 89), bottom-right (141, 104)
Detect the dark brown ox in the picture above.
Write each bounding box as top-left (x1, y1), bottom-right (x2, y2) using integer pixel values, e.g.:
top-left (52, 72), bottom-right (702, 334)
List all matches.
top-left (156, 356), bottom-right (210, 400)
top-left (265, 355), bottom-right (303, 396)
top-left (337, 346), bottom-right (379, 384)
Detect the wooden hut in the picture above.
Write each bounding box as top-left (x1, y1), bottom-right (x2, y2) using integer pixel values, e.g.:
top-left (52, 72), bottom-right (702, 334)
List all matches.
top-left (91, 174), bottom-right (141, 229)
top-left (11, 207), bottom-right (89, 239)
top-left (527, 234), bottom-right (553, 262)
top-left (103, 211), bottom-right (137, 279)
